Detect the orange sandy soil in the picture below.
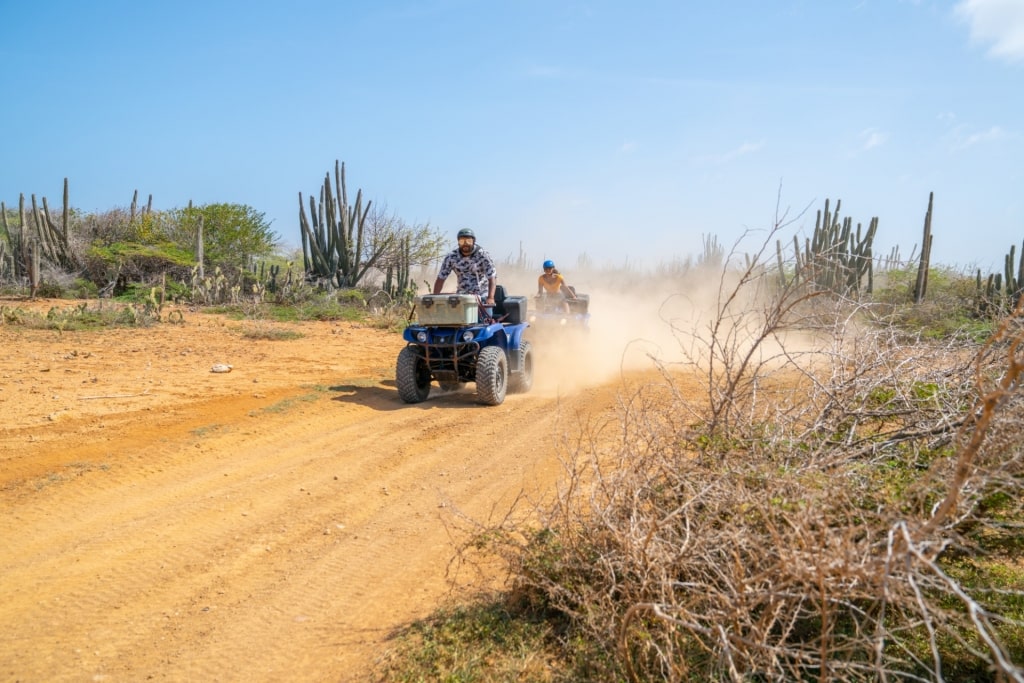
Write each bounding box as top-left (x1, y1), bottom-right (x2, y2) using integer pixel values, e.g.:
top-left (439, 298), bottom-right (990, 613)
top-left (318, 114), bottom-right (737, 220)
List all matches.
top-left (0, 297), bottom-right (636, 681)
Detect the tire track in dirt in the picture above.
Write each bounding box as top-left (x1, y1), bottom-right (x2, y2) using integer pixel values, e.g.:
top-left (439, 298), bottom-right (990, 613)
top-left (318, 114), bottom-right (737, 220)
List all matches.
top-left (1, 350), bottom-right (619, 683)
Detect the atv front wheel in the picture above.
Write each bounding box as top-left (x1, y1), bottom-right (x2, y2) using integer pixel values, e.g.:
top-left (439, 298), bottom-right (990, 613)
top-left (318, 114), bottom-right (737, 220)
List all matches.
top-left (475, 346), bottom-right (508, 406)
top-left (396, 346), bottom-right (431, 403)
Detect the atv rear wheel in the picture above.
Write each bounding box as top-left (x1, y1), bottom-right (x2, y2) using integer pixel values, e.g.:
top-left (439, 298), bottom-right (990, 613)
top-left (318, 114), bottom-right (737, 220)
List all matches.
top-left (475, 346), bottom-right (508, 406)
top-left (508, 341), bottom-right (534, 394)
top-left (396, 346), bottom-right (431, 403)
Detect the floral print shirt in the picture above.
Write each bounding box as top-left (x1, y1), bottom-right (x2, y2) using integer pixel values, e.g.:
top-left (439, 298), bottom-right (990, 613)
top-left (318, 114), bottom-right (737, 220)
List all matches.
top-left (437, 246), bottom-right (497, 298)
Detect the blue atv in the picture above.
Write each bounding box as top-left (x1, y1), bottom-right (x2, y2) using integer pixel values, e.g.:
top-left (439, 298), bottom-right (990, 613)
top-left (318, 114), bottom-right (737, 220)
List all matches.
top-left (396, 287), bottom-right (533, 406)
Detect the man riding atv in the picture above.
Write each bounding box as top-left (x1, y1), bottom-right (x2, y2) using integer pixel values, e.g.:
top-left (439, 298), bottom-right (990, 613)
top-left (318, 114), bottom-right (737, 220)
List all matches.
top-left (433, 228), bottom-right (496, 307)
top-left (398, 229), bottom-right (532, 406)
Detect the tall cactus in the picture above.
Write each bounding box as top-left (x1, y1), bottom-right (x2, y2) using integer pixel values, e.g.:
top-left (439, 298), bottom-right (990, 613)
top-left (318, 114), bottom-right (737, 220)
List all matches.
top-left (913, 192), bottom-right (934, 304)
top-left (196, 213), bottom-right (205, 280)
top-left (1004, 240), bottom-right (1024, 310)
top-left (0, 236), bottom-right (9, 279)
top-left (17, 195), bottom-right (29, 277)
top-left (27, 240), bottom-right (41, 297)
top-left (0, 202), bottom-right (17, 278)
top-left (1005, 244), bottom-right (1016, 299)
top-left (776, 239), bottom-right (788, 288)
top-left (975, 269), bottom-right (991, 317)
top-left (850, 216), bottom-right (877, 294)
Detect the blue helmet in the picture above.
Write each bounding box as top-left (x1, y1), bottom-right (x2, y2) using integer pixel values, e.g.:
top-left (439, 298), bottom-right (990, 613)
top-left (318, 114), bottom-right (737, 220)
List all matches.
top-left (543, 260), bottom-right (555, 269)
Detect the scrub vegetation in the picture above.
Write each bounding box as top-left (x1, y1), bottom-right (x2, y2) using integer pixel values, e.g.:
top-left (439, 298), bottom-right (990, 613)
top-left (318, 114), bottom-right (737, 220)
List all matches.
top-left (377, 219), bottom-right (1024, 682)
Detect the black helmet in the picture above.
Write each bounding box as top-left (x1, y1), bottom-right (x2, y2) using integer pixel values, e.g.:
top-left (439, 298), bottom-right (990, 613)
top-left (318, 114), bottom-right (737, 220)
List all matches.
top-left (457, 228), bottom-right (475, 240)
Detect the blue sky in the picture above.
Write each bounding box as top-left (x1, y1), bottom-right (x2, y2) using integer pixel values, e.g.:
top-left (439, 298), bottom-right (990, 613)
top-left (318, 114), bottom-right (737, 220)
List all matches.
top-left (2, 0), bottom-right (1022, 273)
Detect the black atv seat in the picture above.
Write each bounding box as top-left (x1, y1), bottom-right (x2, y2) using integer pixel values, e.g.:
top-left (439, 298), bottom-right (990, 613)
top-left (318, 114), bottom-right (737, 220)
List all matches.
top-left (492, 285), bottom-right (508, 318)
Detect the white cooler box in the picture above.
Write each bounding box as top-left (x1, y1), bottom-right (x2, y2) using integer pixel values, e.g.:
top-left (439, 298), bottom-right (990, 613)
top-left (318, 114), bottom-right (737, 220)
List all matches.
top-left (414, 294), bottom-right (479, 325)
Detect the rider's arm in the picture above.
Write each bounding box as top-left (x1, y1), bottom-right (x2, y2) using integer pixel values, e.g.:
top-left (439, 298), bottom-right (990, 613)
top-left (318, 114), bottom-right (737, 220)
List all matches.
top-left (434, 254), bottom-right (454, 294)
top-left (487, 277), bottom-right (496, 303)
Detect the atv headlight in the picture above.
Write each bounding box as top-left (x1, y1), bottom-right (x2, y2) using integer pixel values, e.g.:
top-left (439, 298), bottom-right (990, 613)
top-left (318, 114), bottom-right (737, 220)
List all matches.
top-left (416, 330), bottom-right (428, 343)
top-left (461, 329), bottom-right (475, 342)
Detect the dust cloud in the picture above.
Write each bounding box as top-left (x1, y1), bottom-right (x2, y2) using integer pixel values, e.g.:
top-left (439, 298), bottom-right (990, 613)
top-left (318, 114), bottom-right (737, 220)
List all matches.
top-left (498, 268), bottom-right (727, 397)
top-left (417, 256), bottom-right (827, 399)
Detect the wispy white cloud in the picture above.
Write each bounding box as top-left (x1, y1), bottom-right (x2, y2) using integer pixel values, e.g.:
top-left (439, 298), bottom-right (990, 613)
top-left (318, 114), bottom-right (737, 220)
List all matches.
top-left (859, 127), bottom-right (887, 151)
top-left (619, 141), bottom-right (637, 154)
top-left (940, 112), bottom-right (1018, 150)
top-left (952, 124), bottom-right (1008, 149)
top-left (955, 0), bottom-right (1024, 64)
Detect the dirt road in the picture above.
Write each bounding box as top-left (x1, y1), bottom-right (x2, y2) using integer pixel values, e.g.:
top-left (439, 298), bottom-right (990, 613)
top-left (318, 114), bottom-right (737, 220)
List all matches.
top-left (0, 302), bottom-right (628, 681)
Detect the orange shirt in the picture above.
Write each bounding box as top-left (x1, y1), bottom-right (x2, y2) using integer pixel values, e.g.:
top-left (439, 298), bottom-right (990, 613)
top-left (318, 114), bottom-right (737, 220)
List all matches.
top-left (538, 272), bottom-right (565, 295)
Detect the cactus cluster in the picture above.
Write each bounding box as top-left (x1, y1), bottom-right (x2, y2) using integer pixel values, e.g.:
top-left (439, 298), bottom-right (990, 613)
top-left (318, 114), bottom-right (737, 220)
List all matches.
top-left (189, 265), bottom-right (231, 305)
top-left (975, 240), bottom-right (1024, 316)
top-left (383, 234), bottom-right (413, 302)
top-left (0, 178), bottom-right (79, 294)
top-left (253, 261), bottom-right (296, 296)
top-left (299, 160), bottom-right (382, 288)
top-left (777, 198), bottom-right (877, 296)
top-left (700, 233), bottom-right (725, 269)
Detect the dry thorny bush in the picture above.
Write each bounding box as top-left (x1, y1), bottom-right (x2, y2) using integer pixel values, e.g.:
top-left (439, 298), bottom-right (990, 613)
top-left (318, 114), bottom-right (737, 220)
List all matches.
top-left (455, 227), bottom-right (1024, 682)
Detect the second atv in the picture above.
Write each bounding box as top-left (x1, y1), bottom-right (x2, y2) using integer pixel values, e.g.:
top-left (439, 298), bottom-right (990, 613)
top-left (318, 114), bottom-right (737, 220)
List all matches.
top-left (528, 288), bottom-right (590, 332)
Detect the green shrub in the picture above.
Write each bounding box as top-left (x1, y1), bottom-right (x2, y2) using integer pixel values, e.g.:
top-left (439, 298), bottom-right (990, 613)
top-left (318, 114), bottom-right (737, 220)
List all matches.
top-left (69, 278), bottom-right (99, 299)
top-left (83, 240), bottom-right (194, 295)
top-left (34, 281), bottom-right (64, 298)
top-left (874, 265), bottom-right (997, 340)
